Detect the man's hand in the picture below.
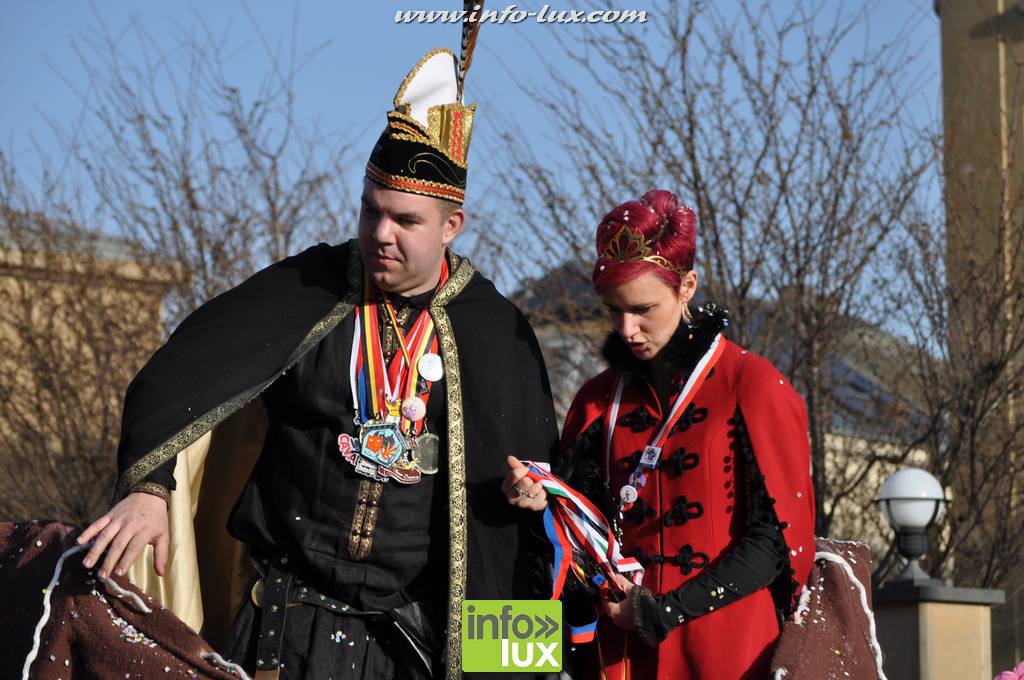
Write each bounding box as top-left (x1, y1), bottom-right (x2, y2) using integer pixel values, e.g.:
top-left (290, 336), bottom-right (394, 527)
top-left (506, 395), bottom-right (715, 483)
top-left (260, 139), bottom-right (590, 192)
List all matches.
top-left (501, 455), bottom-right (548, 512)
top-left (78, 492), bottom-right (170, 579)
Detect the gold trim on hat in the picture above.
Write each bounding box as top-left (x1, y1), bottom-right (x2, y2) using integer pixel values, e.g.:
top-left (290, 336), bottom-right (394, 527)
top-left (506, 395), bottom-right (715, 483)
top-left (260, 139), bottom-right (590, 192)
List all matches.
top-left (393, 47), bottom-right (459, 110)
top-left (386, 104), bottom-right (473, 171)
top-left (366, 162), bottom-right (465, 203)
top-left (385, 50), bottom-right (475, 171)
top-left (387, 111), bottom-right (430, 137)
top-left (427, 103), bottom-right (476, 168)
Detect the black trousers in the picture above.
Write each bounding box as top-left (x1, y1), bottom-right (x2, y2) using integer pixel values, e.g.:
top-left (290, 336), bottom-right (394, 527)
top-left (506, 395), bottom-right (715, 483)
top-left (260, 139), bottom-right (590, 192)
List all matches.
top-left (224, 594), bottom-right (439, 679)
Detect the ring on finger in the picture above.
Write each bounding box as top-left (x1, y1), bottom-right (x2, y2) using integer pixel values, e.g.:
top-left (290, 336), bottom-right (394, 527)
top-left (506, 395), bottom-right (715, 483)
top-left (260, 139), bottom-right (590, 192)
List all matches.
top-left (514, 486), bottom-right (527, 498)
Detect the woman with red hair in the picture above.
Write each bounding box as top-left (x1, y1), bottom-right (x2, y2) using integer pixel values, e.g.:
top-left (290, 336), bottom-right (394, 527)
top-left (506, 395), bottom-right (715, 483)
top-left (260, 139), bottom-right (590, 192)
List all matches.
top-left (504, 189), bottom-right (815, 678)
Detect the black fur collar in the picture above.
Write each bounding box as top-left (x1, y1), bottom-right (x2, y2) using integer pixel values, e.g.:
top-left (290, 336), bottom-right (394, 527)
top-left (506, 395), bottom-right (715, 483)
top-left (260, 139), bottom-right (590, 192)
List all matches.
top-left (601, 302), bottom-right (729, 377)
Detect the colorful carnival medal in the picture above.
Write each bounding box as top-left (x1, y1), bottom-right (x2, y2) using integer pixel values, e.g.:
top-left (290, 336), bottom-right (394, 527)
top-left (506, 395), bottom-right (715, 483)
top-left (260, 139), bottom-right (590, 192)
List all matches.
top-left (383, 291), bottom-right (444, 476)
top-left (606, 333), bottom-right (725, 513)
top-left (518, 461), bottom-right (644, 643)
top-left (338, 262), bottom-right (447, 483)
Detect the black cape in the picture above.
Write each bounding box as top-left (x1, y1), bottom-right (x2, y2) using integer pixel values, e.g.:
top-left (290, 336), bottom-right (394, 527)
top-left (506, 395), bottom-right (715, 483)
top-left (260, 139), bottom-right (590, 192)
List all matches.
top-left (114, 240), bottom-right (559, 678)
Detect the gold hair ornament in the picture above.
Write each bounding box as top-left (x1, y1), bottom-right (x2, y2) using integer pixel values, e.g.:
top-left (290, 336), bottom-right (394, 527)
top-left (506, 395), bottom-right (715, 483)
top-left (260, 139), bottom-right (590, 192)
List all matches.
top-left (599, 224), bottom-right (689, 276)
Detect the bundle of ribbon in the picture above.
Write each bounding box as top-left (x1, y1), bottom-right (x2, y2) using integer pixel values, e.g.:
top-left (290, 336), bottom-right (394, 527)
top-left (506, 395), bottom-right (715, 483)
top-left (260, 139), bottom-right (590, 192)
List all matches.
top-left (518, 461), bottom-right (644, 643)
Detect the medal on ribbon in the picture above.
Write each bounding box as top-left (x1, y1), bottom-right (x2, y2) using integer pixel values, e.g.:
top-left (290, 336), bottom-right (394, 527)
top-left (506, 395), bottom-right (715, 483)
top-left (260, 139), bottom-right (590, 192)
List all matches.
top-left (605, 333), bottom-right (726, 516)
top-left (339, 263), bottom-right (447, 484)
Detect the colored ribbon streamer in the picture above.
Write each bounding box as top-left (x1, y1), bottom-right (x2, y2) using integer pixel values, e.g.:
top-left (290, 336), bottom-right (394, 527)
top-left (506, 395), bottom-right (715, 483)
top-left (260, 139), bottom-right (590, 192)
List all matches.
top-left (519, 461), bottom-right (645, 643)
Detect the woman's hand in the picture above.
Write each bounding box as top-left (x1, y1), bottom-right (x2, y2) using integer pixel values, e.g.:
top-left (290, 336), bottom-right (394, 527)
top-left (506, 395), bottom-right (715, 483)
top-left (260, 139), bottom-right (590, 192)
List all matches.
top-left (501, 455), bottom-right (548, 512)
top-left (602, 573), bottom-right (638, 630)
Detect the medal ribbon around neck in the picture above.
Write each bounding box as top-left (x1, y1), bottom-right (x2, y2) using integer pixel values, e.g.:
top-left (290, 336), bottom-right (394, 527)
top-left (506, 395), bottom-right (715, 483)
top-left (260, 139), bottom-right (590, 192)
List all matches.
top-left (350, 258), bottom-right (448, 433)
top-left (605, 332), bottom-right (725, 506)
top-left (517, 461), bottom-right (644, 643)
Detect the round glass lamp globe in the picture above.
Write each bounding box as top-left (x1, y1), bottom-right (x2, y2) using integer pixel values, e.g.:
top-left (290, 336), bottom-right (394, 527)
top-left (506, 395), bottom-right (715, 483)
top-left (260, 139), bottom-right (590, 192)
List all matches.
top-left (877, 467), bottom-right (945, 530)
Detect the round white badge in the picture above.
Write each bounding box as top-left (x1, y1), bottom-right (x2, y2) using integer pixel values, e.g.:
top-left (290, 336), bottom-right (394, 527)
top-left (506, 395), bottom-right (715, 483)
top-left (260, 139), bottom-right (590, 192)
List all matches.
top-left (418, 353), bottom-right (444, 382)
top-left (401, 397), bottom-right (427, 422)
top-left (619, 484), bottom-right (638, 505)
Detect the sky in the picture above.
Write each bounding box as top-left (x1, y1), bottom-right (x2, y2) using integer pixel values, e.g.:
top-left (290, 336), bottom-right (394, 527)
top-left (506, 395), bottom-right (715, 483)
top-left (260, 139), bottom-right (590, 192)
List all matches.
top-left (2, 1), bottom-right (641, 173)
top-left (0, 0), bottom-right (944, 290)
top-left (1, 1), bottom-right (942, 166)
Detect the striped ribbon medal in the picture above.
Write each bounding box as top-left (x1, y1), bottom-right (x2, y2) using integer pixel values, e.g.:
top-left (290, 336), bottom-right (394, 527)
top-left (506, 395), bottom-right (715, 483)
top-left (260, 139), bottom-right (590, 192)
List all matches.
top-left (338, 261), bottom-right (447, 483)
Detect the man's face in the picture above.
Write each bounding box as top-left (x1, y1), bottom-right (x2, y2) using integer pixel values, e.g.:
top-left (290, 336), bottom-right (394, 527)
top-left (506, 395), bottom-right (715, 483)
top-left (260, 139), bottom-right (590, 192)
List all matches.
top-left (357, 178), bottom-right (463, 296)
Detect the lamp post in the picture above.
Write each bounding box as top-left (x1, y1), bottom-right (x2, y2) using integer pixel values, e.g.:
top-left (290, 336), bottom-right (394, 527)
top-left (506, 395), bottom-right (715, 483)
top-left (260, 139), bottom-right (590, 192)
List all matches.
top-left (876, 467), bottom-right (946, 586)
top-left (873, 467), bottom-right (1005, 679)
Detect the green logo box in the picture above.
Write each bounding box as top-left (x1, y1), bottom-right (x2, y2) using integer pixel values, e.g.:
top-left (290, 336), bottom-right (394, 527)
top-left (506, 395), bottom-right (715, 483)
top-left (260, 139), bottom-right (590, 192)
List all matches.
top-left (461, 600), bottom-right (563, 672)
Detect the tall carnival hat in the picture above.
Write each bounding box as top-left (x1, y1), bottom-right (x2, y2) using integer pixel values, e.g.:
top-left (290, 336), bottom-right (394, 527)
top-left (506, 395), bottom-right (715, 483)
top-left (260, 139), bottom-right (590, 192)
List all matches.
top-left (365, 2), bottom-right (484, 204)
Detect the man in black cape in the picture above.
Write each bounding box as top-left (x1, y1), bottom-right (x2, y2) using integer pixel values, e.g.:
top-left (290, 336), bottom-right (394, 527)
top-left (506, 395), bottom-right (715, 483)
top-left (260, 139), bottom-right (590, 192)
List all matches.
top-left (78, 45), bottom-right (558, 680)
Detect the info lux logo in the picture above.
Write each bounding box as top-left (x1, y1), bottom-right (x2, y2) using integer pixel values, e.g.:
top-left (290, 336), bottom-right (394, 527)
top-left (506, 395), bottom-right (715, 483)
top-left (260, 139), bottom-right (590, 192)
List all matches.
top-left (461, 600), bottom-right (562, 672)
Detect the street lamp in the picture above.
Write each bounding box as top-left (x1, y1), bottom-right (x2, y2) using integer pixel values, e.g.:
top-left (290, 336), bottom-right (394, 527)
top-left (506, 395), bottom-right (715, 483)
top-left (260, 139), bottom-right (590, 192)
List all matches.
top-left (876, 467), bottom-right (946, 585)
top-left (873, 468), bottom-right (1006, 677)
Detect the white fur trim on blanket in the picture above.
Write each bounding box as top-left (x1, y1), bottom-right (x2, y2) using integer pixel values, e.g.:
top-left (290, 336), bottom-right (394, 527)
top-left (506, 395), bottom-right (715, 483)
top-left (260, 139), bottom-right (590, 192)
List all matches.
top-left (21, 542), bottom-right (89, 679)
top-left (202, 651), bottom-right (253, 679)
top-left (99, 573), bottom-right (153, 613)
top-left (814, 550), bottom-right (888, 680)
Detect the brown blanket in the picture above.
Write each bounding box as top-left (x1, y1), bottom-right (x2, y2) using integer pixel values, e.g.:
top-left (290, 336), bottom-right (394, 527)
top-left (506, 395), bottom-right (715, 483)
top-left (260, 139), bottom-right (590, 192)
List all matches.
top-left (4, 523), bottom-right (888, 679)
top-left (770, 537), bottom-right (886, 679)
top-left (0, 520), bottom-right (246, 679)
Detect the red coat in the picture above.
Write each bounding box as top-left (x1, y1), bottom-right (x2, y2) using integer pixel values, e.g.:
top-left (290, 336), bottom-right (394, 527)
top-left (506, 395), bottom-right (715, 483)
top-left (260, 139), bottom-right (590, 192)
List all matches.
top-left (559, 337), bottom-right (815, 679)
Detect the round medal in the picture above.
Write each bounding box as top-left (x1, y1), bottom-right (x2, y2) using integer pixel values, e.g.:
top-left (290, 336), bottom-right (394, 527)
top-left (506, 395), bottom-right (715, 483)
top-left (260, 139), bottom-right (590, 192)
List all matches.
top-left (414, 433), bottom-right (441, 474)
top-left (418, 353), bottom-right (444, 382)
top-left (401, 396), bottom-right (427, 422)
top-left (619, 484), bottom-right (638, 505)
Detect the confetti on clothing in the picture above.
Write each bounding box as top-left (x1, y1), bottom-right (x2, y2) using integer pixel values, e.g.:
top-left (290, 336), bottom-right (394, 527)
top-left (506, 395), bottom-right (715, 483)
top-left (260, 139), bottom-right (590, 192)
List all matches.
top-left (0, 521), bottom-right (248, 679)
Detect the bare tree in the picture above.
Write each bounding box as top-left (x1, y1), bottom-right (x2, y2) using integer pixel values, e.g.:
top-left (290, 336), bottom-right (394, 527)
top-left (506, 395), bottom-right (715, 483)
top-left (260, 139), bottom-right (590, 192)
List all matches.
top-left (887, 109), bottom-right (1024, 591)
top-left (0, 10), bottom-right (361, 522)
top-left (878, 94), bottom-right (1024, 660)
top-left (56, 10), bottom-right (360, 328)
top-left (490, 0), bottom-right (934, 538)
top-left (0, 153), bottom-right (170, 524)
